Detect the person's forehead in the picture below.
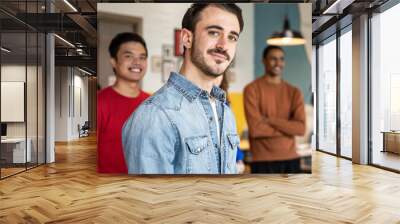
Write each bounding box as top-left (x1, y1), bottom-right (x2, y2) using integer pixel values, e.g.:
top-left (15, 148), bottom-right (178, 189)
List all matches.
top-left (196, 6), bottom-right (240, 32)
top-left (267, 49), bottom-right (285, 57)
top-left (119, 41), bottom-right (146, 53)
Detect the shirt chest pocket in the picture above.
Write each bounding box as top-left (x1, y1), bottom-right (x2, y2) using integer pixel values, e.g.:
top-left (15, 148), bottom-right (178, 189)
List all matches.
top-left (185, 135), bottom-right (211, 173)
top-left (227, 133), bottom-right (240, 149)
top-left (226, 133), bottom-right (240, 173)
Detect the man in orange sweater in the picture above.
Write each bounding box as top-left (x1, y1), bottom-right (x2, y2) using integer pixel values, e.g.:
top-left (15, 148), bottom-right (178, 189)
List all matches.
top-left (244, 45), bottom-right (306, 173)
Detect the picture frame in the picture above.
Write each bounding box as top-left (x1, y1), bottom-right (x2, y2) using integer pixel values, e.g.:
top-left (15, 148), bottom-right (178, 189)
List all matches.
top-left (162, 44), bottom-right (174, 60)
top-left (162, 59), bottom-right (176, 83)
top-left (151, 55), bottom-right (162, 73)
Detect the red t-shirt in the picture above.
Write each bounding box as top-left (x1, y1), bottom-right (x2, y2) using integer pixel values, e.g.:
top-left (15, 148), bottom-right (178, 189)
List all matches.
top-left (97, 87), bottom-right (150, 173)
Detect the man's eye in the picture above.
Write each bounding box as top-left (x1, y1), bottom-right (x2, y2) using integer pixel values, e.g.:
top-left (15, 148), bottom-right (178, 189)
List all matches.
top-left (209, 31), bottom-right (219, 37)
top-left (228, 35), bottom-right (238, 42)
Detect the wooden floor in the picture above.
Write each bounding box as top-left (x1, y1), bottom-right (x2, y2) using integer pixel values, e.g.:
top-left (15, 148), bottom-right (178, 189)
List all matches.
top-left (372, 150), bottom-right (400, 171)
top-left (0, 167), bottom-right (26, 178)
top-left (1, 135), bottom-right (400, 223)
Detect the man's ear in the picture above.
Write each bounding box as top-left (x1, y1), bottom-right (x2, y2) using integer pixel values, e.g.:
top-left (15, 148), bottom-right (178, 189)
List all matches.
top-left (262, 57), bottom-right (267, 67)
top-left (181, 28), bottom-right (193, 50)
top-left (110, 58), bottom-right (117, 68)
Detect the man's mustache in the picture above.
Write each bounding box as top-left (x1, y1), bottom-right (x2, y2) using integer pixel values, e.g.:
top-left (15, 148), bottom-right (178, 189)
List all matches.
top-left (207, 48), bottom-right (230, 61)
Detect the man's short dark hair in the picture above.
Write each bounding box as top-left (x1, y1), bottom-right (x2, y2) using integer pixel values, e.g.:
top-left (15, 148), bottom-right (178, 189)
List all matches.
top-left (108, 32), bottom-right (148, 59)
top-left (262, 45), bottom-right (284, 59)
top-left (182, 3), bottom-right (244, 33)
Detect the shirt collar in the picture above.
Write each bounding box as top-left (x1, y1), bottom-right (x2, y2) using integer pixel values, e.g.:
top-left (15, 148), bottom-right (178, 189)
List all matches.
top-left (210, 85), bottom-right (226, 103)
top-left (167, 72), bottom-right (226, 103)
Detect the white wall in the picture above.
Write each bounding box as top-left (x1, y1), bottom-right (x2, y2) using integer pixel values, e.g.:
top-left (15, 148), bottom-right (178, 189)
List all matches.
top-left (72, 74), bottom-right (89, 138)
top-left (230, 3), bottom-right (254, 93)
top-left (78, 75), bottom-right (89, 124)
top-left (55, 66), bottom-right (69, 141)
top-left (299, 4), bottom-right (312, 65)
top-left (1, 65), bottom-right (26, 81)
top-left (54, 67), bottom-right (89, 141)
top-left (97, 3), bottom-right (254, 93)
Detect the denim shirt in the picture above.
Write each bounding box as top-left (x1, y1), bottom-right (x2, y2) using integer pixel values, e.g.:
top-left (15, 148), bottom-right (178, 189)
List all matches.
top-left (122, 72), bottom-right (240, 174)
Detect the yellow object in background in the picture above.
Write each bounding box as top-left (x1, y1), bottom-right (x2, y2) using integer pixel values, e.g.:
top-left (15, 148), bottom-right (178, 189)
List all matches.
top-left (228, 92), bottom-right (247, 137)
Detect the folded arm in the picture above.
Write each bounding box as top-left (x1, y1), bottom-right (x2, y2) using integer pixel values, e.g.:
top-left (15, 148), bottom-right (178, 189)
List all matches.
top-left (268, 89), bottom-right (306, 136)
top-left (244, 85), bottom-right (284, 138)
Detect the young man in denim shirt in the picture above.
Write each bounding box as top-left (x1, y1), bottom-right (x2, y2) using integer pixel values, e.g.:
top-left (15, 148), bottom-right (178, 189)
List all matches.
top-left (122, 3), bottom-right (243, 174)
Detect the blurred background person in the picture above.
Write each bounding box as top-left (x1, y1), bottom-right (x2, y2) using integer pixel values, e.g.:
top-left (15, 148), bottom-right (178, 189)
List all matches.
top-left (244, 45), bottom-right (306, 173)
top-left (97, 33), bottom-right (150, 173)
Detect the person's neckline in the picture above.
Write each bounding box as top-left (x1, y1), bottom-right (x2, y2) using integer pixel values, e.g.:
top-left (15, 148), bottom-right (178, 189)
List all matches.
top-left (169, 72), bottom-right (226, 103)
top-left (110, 86), bottom-right (142, 99)
top-left (263, 74), bottom-right (283, 85)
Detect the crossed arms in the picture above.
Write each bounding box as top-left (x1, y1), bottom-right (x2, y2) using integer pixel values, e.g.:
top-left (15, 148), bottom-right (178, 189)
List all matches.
top-left (243, 84), bottom-right (306, 138)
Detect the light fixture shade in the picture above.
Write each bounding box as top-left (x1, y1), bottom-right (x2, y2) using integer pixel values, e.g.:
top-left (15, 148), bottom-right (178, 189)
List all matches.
top-left (267, 16), bottom-right (306, 46)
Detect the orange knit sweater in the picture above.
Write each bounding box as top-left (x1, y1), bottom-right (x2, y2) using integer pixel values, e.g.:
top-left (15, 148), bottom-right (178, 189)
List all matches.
top-left (244, 76), bottom-right (306, 161)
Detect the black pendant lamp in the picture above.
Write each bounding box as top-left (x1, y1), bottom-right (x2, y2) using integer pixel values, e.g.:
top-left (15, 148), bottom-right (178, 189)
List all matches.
top-left (267, 16), bottom-right (305, 46)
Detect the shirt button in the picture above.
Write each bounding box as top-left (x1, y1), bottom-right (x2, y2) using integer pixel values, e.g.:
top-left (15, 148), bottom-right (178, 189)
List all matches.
top-left (196, 148), bottom-right (201, 153)
top-left (209, 117), bottom-right (213, 122)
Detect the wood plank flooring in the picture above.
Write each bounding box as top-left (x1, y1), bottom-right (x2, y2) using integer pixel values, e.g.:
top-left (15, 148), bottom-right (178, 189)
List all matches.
top-left (1, 167), bottom-right (26, 178)
top-left (1, 135), bottom-right (400, 223)
top-left (372, 150), bottom-right (400, 171)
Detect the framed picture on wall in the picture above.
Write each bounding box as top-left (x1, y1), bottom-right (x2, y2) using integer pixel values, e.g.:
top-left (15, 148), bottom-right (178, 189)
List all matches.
top-left (162, 44), bottom-right (174, 61)
top-left (151, 55), bottom-right (162, 73)
top-left (162, 60), bottom-right (176, 83)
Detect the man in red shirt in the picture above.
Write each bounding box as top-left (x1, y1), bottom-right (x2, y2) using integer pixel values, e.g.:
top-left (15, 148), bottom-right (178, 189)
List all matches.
top-left (97, 33), bottom-right (150, 173)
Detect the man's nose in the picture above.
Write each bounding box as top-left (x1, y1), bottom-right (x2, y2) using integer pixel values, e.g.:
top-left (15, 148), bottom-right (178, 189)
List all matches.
top-left (215, 35), bottom-right (227, 49)
top-left (132, 56), bottom-right (141, 64)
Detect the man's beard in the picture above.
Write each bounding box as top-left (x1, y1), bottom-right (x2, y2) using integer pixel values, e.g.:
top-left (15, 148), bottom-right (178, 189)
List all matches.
top-left (190, 38), bottom-right (232, 78)
top-left (269, 71), bottom-right (280, 77)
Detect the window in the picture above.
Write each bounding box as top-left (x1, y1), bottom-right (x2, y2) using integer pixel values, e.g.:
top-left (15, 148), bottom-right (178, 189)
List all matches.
top-left (371, 3), bottom-right (400, 171)
top-left (0, 1), bottom-right (46, 179)
top-left (339, 27), bottom-right (352, 158)
top-left (317, 36), bottom-right (337, 154)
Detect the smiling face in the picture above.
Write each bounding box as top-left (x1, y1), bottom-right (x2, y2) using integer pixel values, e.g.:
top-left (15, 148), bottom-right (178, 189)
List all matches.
top-left (188, 6), bottom-right (240, 77)
top-left (110, 41), bottom-right (147, 83)
top-left (263, 48), bottom-right (285, 77)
